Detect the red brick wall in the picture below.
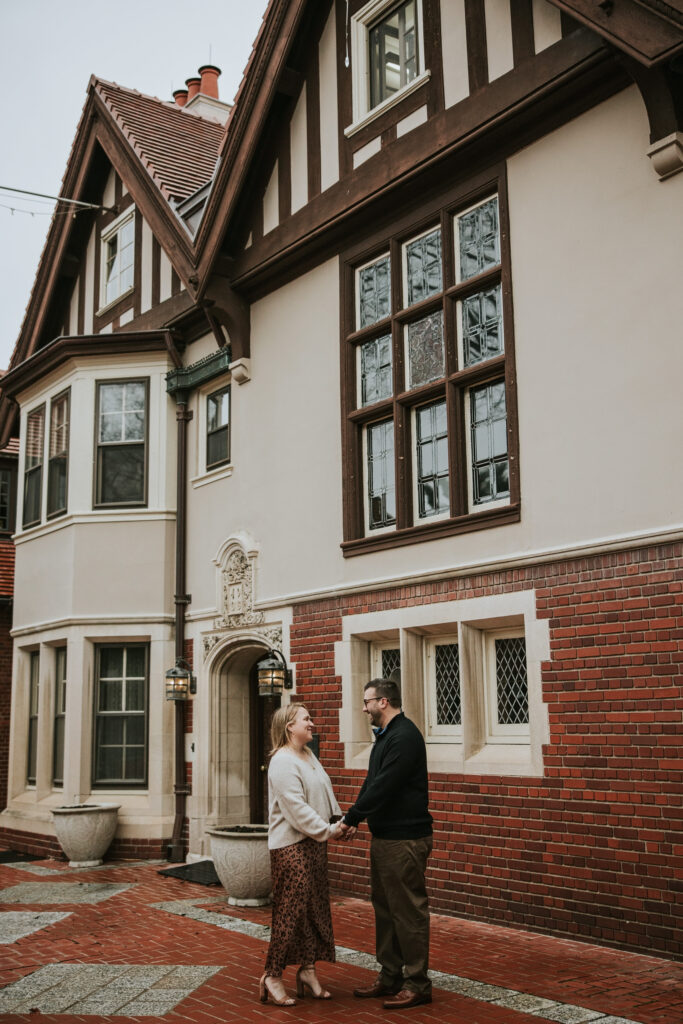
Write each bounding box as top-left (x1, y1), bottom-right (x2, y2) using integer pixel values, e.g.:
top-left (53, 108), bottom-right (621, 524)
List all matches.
top-left (291, 542), bottom-right (682, 959)
top-left (0, 824), bottom-right (170, 862)
top-left (0, 602), bottom-right (13, 811)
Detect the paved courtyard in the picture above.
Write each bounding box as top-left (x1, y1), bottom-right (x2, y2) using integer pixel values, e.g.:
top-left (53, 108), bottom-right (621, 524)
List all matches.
top-left (0, 854), bottom-right (680, 1023)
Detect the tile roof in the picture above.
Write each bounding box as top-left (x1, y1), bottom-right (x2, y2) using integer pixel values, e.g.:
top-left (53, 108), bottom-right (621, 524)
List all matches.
top-left (0, 539), bottom-right (14, 598)
top-left (95, 79), bottom-right (225, 203)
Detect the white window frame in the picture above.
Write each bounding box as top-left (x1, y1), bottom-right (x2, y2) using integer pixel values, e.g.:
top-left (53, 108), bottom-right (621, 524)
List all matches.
top-left (424, 634), bottom-right (462, 742)
top-left (362, 419), bottom-right (397, 536)
top-left (371, 639), bottom-right (401, 679)
top-left (357, 331), bottom-right (393, 409)
top-left (190, 374), bottom-right (235, 488)
top-left (411, 401), bottom-right (451, 523)
top-left (347, 0), bottom-right (430, 137)
top-left (484, 628), bottom-right (530, 744)
top-left (99, 206), bottom-right (135, 313)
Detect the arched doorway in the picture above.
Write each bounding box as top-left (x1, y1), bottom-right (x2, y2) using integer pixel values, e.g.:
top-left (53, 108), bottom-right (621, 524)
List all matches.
top-left (211, 642), bottom-right (282, 827)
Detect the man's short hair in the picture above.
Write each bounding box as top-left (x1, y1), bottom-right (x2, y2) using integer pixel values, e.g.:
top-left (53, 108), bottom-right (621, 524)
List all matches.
top-left (365, 677), bottom-right (401, 708)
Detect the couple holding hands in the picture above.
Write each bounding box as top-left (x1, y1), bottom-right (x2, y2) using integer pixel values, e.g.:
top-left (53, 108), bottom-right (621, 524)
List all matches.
top-left (259, 677), bottom-right (433, 1011)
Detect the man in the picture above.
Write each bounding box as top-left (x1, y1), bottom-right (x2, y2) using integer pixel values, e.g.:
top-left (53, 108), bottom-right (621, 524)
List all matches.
top-left (341, 678), bottom-right (433, 1010)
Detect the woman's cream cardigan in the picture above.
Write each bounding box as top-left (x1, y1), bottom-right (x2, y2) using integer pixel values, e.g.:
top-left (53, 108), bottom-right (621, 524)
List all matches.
top-left (267, 747), bottom-right (341, 850)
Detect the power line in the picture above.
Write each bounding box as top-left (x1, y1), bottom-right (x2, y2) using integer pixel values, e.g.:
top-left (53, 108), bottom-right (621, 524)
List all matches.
top-left (0, 185), bottom-right (115, 212)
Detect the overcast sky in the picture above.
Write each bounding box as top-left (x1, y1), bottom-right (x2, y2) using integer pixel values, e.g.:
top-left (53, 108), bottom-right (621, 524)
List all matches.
top-left (0, 0), bottom-right (268, 368)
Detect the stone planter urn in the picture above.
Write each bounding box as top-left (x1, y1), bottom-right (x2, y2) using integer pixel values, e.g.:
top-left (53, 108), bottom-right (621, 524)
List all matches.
top-left (51, 803), bottom-right (120, 867)
top-left (206, 824), bottom-right (271, 906)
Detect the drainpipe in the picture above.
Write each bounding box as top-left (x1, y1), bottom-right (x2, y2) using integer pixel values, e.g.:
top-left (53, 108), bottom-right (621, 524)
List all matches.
top-left (168, 387), bottom-right (192, 863)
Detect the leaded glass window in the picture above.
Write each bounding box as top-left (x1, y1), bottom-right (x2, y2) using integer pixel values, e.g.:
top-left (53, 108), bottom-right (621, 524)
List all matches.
top-left (47, 391), bottom-right (69, 518)
top-left (495, 637), bottom-right (528, 726)
top-left (27, 651), bottom-right (39, 784)
top-left (23, 406), bottom-right (45, 528)
top-left (470, 381), bottom-right (509, 506)
top-left (381, 647), bottom-right (401, 682)
top-left (95, 380), bottom-right (147, 506)
top-left (435, 642), bottom-right (461, 725)
top-left (366, 419), bottom-right (396, 529)
top-left (360, 334), bottom-right (392, 406)
top-left (103, 213), bottom-right (134, 307)
top-left (461, 285), bottom-right (503, 366)
top-left (369, 0), bottom-right (419, 109)
top-left (358, 255), bottom-right (391, 328)
top-left (93, 644), bottom-right (147, 785)
top-left (405, 228), bottom-right (442, 306)
top-left (416, 400), bottom-right (449, 518)
top-left (53, 648), bottom-right (67, 786)
top-left (456, 197), bottom-right (500, 282)
top-left (407, 310), bottom-right (444, 389)
top-left (207, 387), bottom-right (230, 469)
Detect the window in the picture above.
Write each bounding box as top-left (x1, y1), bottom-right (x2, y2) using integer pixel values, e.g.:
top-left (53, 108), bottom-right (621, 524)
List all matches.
top-left (23, 406), bottom-right (45, 528)
top-left (27, 651), bottom-right (39, 784)
top-left (336, 591), bottom-right (548, 776)
top-left (341, 178), bottom-right (518, 553)
top-left (93, 644), bottom-right (148, 786)
top-left (47, 391), bottom-right (69, 518)
top-left (101, 209), bottom-right (134, 308)
top-left (0, 468), bottom-right (14, 532)
top-left (370, 0), bottom-right (419, 109)
top-left (349, 0), bottom-right (428, 129)
top-left (206, 386), bottom-right (230, 469)
top-left (95, 380), bottom-right (148, 507)
top-left (485, 631), bottom-right (529, 743)
top-left (53, 647), bottom-right (67, 786)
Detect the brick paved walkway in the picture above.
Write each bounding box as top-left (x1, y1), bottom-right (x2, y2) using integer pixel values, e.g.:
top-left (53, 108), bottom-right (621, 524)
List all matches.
top-left (0, 856), bottom-right (681, 1023)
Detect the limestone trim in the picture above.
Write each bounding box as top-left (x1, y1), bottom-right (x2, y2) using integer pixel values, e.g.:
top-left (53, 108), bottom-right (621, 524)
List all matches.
top-left (335, 589), bottom-right (550, 778)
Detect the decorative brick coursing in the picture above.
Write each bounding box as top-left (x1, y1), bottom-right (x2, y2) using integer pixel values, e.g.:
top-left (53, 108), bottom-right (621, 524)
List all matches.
top-left (290, 542), bottom-right (682, 960)
top-left (0, 602), bottom-right (14, 812)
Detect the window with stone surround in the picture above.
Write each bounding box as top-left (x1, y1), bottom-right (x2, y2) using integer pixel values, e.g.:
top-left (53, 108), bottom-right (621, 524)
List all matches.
top-left (335, 590), bottom-right (549, 776)
top-left (341, 172), bottom-right (519, 555)
top-left (53, 647), bottom-right (67, 786)
top-left (26, 651), bottom-right (39, 785)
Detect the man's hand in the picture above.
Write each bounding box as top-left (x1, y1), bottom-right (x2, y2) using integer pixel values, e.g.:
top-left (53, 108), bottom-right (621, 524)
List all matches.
top-left (339, 822), bottom-right (357, 840)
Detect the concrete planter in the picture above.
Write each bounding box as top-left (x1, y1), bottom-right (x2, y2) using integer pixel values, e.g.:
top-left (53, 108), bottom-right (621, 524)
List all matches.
top-left (206, 824), bottom-right (271, 906)
top-left (51, 803), bottom-right (120, 867)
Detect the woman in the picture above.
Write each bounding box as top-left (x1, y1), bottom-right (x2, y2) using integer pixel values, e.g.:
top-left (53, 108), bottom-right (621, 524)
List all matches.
top-left (259, 703), bottom-right (342, 1006)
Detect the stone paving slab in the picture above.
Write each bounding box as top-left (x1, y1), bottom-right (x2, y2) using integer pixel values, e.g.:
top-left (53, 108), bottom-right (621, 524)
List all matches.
top-left (0, 964), bottom-right (220, 1015)
top-left (0, 911), bottom-right (71, 944)
top-left (0, 881), bottom-right (132, 904)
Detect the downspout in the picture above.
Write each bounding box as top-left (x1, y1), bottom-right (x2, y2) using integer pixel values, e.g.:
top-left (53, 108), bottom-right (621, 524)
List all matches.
top-left (168, 385), bottom-right (192, 863)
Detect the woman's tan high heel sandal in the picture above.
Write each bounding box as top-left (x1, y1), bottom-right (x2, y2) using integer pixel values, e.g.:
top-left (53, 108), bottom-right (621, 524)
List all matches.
top-left (259, 973), bottom-right (296, 1006)
top-left (296, 965), bottom-right (331, 999)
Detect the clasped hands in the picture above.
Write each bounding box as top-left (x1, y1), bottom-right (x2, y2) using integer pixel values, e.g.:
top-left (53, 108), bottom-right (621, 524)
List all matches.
top-left (331, 820), bottom-right (357, 841)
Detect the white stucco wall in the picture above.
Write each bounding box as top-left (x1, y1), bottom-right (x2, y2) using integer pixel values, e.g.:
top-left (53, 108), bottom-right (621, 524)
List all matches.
top-left (186, 87), bottom-right (683, 610)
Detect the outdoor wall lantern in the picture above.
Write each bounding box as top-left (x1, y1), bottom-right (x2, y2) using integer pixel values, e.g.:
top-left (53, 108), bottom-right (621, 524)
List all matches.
top-left (256, 649), bottom-right (293, 697)
top-left (165, 658), bottom-right (197, 701)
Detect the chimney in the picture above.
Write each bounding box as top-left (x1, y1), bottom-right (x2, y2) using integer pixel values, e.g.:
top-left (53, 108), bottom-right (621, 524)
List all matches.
top-left (173, 88), bottom-right (188, 107)
top-left (186, 76), bottom-right (201, 102)
top-left (198, 64), bottom-right (221, 99)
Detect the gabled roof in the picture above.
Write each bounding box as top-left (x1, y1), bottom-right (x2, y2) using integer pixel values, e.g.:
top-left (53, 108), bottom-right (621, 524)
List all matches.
top-left (96, 80), bottom-right (224, 204)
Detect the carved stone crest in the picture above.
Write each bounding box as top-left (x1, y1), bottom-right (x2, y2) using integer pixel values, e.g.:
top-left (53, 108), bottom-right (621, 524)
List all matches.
top-left (215, 548), bottom-right (264, 630)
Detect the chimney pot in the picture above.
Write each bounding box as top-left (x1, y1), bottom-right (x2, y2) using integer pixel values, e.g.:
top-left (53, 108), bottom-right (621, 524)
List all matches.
top-left (185, 76), bottom-right (201, 101)
top-left (173, 88), bottom-right (188, 107)
top-left (198, 64), bottom-right (221, 99)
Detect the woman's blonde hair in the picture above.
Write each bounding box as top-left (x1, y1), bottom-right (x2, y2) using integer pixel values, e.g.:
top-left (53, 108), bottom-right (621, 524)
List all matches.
top-left (270, 703), bottom-right (309, 756)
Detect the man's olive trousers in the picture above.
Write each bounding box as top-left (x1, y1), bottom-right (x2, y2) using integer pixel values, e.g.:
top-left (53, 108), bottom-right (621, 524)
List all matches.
top-left (370, 835), bottom-right (433, 996)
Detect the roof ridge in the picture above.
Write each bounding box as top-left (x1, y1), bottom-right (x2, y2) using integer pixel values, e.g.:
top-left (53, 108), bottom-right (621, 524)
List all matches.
top-left (95, 76), bottom-right (227, 128)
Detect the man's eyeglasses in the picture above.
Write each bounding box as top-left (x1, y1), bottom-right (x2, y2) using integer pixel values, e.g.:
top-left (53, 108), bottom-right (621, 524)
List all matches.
top-left (363, 695), bottom-right (385, 707)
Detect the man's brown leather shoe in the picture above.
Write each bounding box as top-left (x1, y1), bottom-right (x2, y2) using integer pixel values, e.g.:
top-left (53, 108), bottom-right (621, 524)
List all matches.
top-left (353, 980), bottom-right (402, 998)
top-left (383, 988), bottom-right (432, 1009)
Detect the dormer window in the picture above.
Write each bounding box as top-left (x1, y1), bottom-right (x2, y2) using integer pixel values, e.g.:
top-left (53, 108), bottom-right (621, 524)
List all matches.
top-left (101, 208), bottom-right (134, 309)
top-left (370, 0), bottom-right (418, 108)
top-left (347, 0), bottom-right (428, 136)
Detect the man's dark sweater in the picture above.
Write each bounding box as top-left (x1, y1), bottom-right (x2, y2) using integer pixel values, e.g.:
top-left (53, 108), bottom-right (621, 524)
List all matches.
top-left (344, 712), bottom-right (432, 839)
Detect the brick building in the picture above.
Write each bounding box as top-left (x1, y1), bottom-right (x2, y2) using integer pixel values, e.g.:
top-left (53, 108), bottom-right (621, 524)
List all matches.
top-left (0, 1), bottom-right (681, 959)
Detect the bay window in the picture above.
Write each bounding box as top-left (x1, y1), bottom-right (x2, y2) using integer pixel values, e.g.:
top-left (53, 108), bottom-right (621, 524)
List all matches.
top-left (95, 379), bottom-right (148, 507)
